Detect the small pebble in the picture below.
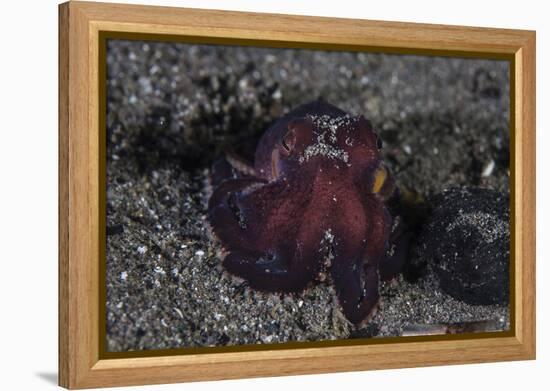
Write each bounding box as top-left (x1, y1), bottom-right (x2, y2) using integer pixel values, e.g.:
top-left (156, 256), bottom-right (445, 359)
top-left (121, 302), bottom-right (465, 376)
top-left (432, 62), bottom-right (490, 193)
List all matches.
top-left (481, 159), bottom-right (495, 177)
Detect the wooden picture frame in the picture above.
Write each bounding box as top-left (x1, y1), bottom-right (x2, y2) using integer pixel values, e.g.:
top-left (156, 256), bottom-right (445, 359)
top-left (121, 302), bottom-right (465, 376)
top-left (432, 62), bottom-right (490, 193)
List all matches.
top-left (58, 1), bottom-right (536, 389)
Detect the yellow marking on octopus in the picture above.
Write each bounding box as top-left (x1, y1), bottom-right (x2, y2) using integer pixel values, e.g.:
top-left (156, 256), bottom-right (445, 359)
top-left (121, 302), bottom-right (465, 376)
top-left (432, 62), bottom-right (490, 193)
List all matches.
top-left (373, 165), bottom-right (387, 193)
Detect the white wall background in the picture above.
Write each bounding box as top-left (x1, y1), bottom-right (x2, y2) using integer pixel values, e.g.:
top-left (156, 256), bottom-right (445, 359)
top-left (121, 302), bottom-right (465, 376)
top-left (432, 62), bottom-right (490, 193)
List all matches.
top-left (0, 0), bottom-right (545, 389)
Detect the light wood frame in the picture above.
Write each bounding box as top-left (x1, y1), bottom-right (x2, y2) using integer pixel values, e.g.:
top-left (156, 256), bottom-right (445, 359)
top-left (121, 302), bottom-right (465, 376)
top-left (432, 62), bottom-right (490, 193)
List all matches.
top-left (59, 1), bottom-right (536, 389)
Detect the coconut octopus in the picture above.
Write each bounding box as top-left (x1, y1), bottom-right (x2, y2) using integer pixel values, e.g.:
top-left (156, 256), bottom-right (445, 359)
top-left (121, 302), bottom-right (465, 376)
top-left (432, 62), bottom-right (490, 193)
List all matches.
top-left (208, 100), bottom-right (410, 325)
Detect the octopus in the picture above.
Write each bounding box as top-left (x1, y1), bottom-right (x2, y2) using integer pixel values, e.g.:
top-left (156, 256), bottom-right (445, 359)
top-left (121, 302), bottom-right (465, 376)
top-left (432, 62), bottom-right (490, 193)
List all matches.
top-left (208, 100), bottom-right (410, 325)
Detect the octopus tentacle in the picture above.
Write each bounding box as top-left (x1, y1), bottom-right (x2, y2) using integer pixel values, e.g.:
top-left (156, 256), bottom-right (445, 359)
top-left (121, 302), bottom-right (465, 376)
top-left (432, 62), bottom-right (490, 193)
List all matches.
top-left (328, 193), bottom-right (390, 324)
top-left (209, 174), bottom-right (320, 290)
top-left (222, 218), bottom-right (324, 292)
top-left (208, 178), bottom-right (268, 252)
top-left (359, 194), bottom-right (392, 265)
top-left (208, 177), bottom-right (266, 211)
top-left (330, 258), bottom-right (380, 325)
top-left (210, 152), bottom-right (256, 188)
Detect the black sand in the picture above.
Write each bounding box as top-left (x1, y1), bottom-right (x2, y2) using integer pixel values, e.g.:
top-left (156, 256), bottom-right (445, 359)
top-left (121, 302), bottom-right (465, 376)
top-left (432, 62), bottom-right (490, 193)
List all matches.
top-left (106, 40), bottom-right (510, 351)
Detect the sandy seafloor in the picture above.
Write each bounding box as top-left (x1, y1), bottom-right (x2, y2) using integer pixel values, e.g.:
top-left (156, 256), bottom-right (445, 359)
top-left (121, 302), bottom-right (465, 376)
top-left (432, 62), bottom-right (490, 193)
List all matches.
top-left (105, 40), bottom-right (510, 351)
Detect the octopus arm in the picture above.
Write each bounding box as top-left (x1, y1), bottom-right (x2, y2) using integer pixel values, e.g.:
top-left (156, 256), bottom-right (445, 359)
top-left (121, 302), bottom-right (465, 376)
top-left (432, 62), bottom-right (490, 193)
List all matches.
top-left (329, 194), bottom-right (390, 324)
top-left (208, 177), bottom-right (268, 252)
top-left (208, 177), bottom-right (266, 211)
top-left (210, 175), bottom-right (323, 292)
top-left (211, 152), bottom-right (256, 187)
top-left (222, 217), bottom-right (325, 292)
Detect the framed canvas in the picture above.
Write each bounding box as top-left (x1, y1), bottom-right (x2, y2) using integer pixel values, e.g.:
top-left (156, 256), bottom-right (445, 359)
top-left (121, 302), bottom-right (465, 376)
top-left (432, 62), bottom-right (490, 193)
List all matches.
top-left (58, 1), bottom-right (536, 389)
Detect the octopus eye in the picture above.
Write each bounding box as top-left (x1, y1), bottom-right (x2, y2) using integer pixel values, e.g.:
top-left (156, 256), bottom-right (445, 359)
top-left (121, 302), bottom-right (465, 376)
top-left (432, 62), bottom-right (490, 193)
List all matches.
top-left (282, 139), bottom-right (291, 153)
top-left (281, 129), bottom-right (296, 155)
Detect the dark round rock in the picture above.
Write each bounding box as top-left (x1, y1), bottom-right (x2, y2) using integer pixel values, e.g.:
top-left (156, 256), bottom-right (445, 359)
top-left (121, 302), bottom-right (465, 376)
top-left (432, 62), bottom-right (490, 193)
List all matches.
top-left (420, 187), bottom-right (510, 305)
